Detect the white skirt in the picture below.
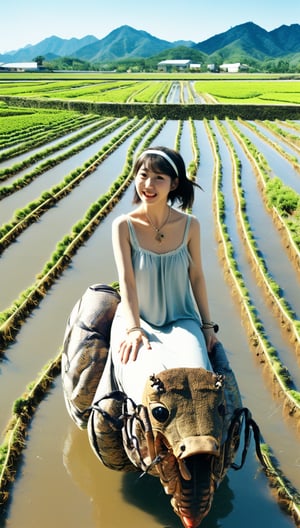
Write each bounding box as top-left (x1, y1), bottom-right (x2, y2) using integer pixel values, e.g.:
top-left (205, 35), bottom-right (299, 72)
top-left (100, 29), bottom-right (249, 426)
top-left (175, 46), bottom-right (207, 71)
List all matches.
top-left (109, 303), bottom-right (212, 403)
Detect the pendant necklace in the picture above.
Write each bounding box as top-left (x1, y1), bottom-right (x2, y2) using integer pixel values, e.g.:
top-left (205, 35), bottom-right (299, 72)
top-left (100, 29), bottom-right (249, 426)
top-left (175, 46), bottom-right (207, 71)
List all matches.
top-left (146, 206), bottom-right (171, 243)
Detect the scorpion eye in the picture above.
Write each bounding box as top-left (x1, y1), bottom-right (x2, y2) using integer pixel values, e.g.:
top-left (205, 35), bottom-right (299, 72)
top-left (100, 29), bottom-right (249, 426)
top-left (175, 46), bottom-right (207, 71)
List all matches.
top-left (151, 405), bottom-right (170, 423)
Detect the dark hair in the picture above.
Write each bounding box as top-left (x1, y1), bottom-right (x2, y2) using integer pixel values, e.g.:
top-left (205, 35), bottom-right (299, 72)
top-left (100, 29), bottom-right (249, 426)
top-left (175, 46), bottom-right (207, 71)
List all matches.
top-left (132, 146), bottom-right (201, 210)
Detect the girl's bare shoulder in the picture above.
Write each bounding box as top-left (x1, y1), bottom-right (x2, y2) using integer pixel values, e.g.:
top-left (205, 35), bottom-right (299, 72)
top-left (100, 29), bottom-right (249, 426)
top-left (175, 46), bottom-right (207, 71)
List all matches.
top-left (112, 214), bottom-right (129, 233)
top-left (189, 213), bottom-right (200, 228)
top-left (172, 210), bottom-right (199, 227)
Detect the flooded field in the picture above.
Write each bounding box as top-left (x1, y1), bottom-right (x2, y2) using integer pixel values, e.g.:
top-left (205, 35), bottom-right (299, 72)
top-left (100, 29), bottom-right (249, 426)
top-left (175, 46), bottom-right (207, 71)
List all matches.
top-left (0, 107), bottom-right (299, 528)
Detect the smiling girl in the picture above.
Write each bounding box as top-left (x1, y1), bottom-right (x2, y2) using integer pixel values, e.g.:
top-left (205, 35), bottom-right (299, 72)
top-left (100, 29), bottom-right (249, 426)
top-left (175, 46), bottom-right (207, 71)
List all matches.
top-left (109, 146), bottom-right (218, 402)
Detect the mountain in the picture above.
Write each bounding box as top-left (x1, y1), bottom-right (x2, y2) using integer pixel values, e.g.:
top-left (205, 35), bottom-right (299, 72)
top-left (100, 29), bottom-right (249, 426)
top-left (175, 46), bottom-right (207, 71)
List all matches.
top-left (1, 22), bottom-right (300, 65)
top-left (0, 35), bottom-right (98, 62)
top-left (193, 22), bottom-right (300, 61)
top-left (269, 24), bottom-right (300, 54)
top-left (71, 25), bottom-right (193, 62)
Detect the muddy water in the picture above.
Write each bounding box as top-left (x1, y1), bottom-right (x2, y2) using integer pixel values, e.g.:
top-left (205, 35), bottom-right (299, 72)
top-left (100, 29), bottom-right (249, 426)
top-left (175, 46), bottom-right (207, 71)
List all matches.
top-left (0, 120), bottom-right (151, 311)
top-left (1, 205), bottom-right (295, 528)
top-left (200, 121), bottom-right (300, 485)
top-left (0, 120), bottom-right (299, 528)
top-left (224, 121), bottom-right (300, 376)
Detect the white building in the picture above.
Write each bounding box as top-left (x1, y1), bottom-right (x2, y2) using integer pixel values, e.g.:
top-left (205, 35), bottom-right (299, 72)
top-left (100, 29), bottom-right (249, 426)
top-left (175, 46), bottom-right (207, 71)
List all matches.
top-left (158, 59), bottom-right (192, 72)
top-left (0, 62), bottom-right (39, 72)
top-left (189, 63), bottom-right (201, 71)
top-left (219, 62), bottom-right (249, 73)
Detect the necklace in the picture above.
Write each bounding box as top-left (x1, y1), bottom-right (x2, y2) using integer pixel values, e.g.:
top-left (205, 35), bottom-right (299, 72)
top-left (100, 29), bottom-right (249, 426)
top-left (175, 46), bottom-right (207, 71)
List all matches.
top-left (146, 206), bottom-right (171, 243)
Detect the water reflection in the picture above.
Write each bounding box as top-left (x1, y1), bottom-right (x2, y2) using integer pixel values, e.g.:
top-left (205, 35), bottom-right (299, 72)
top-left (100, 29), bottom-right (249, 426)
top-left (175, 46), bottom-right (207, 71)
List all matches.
top-left (62, 419), bottom-right (295, 528)
top-left (62, 423), bottom-right (243, 528)
top-left (122, 473), bottom-right (234, 528)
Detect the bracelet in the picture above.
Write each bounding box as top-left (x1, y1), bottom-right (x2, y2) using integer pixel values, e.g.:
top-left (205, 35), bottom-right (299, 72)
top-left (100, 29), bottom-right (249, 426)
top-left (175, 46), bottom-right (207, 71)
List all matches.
top-left (201, 321), bottom-right (219, 333)
top-left (126, 326), bottom-right (143, 334)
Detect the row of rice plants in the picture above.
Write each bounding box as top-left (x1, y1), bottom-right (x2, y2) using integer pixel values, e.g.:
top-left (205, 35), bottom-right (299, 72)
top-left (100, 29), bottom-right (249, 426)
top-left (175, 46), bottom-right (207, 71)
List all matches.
top-left (205, 118), bottom-right (300, 522)
top-left (0, 80), bottom-right (129, 98)
top-left (178, 81), bottom-right (196, 104)
top-left (0, 80), bottom-right (169, 105)
top-left (0, 116), bottom-right (121, 189)
top-left (0, 112), bottom-right (99, 153)
top-left (187, 117), bottom-right (200, 180)
top-left (0, 351), bottom-right (62, 505)
top-left (0, 105), bottom-right (90, 138)
top-left (216, 118), bottom-right (300, 392)
top-left (0, 117), bottom-right (166, 352)
top-left (0, 112), bottom-right (104, 162)
top-left (259, 443), bottom-right (300, 526)
top-left (0, 107), bottom-right (87, 142)
top-left (39, 80), bottom-right (139, 97)
top-left (207, 118), bottom-right (300, 413)
top-left (20, 80), bottom-right (104, 94)
top-left (0, 110), bottom-right (299, 523)
top-left (82, 82), bottom-right (167, 104)
top-left (0, 106), bottom-right (98, 138)
top-left (179, 82), bottom-right (185, 104)
top-left (4, 78), bottom-right (300, 105)
top-left (194, 80), bottom-right (300, 104)
top-left (127, 81), bottom-right (171, 103)
top-left (122, 81), bottom-right (161, 103)
top-left (285, 120), bottom-right (300, 135)
top-left (260, 93), bottom-right (300, 104)
top-left (0, 117), bottom-right (169, 505)
top-left (44, 81), bottom-right (142, 102)
top-left (0, 117), bottom-right (141, 249)
top-left (153, 81), bottom-right (173, 104)
top-left (0, 80), bottom-right (72, 95)
top-left (259, 120), bottom-right (300, 151)
top-left (218, 119), bottom-right (300, 355)
top-left (0, 100), bottom-right (35, 116)
top-left (237, 119), bottom-right (300, 170)
top-left (228, 119), bottom-right (300, 261)
top-left (178, 81), bottom-right (197, 104)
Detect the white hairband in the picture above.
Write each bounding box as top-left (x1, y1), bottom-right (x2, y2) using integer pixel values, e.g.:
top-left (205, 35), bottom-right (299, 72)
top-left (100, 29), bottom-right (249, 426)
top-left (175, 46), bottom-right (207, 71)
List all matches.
top-left (141, 149), bottom-right (179, 177)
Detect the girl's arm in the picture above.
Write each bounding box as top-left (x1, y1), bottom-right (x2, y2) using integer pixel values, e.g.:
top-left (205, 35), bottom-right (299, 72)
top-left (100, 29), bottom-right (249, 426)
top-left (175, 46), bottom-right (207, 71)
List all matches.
top-left (187, 216), bottom-right (218, 352)
top-left (112, 216), bottom-right (151, 362)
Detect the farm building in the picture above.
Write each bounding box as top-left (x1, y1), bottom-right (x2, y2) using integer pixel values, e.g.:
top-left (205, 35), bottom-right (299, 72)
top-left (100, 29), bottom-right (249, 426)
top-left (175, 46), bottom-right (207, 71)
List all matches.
top-left (158, 59), bottom-right (192, 72)
top-left (189, 63), bottom-right (201, 71)
top-left (219, 62), bottom-right (249, 73)
top-left (0, 61), bottom-right (39, 72)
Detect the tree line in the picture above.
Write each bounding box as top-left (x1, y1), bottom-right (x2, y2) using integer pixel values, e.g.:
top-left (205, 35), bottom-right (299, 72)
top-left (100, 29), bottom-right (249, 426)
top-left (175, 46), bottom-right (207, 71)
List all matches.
top-left (34, 53), bottom-right (300, 74)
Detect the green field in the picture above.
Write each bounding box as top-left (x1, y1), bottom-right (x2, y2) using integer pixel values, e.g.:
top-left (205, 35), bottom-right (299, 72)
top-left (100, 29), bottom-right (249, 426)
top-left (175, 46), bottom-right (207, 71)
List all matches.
top-left (0, 73), bottom-right (300, 104)
top-left (194, 79), bottom-right (300, 104)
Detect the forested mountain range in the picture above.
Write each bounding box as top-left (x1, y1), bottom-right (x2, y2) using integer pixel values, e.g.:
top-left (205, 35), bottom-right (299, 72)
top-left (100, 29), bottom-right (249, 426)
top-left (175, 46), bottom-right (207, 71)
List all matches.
top-left (1, 22), bottom-right (299, 67)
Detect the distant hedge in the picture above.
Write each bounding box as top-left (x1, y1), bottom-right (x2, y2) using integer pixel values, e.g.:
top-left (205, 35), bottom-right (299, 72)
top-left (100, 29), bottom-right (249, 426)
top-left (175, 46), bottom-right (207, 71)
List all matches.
top-left (1, 95), bottom-right (300, 120)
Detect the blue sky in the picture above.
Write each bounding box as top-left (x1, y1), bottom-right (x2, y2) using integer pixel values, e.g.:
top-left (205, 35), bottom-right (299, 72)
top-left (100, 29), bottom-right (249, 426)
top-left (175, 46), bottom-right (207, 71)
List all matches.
top-left (2, 0), bottom-right (300, 53)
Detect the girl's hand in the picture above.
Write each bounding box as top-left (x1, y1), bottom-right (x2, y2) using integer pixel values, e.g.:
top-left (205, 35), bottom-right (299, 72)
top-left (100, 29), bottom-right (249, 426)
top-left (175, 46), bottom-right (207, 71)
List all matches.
top-left (202, 327), bottom-right (218, 353)
top-left (119, 329), bottom-right (151, 364)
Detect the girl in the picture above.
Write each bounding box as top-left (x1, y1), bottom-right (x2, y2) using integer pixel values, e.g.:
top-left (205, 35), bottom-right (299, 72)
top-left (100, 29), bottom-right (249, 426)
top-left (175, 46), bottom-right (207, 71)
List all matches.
top-left (110, 146), bottom-right (218, 403)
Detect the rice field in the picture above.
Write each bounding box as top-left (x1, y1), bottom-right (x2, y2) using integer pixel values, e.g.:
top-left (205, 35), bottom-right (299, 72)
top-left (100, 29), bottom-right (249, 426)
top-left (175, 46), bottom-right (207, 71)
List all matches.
top-left (0, 76), bottom-right (300, 104)
top-left (0, 78), bottom-right (300, 527)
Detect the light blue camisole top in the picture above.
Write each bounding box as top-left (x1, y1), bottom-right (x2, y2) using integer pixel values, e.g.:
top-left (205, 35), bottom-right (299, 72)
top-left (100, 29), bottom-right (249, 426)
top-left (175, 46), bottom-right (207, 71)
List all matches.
top-left (127, 215), bottom-right (200, 327)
